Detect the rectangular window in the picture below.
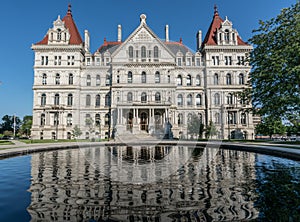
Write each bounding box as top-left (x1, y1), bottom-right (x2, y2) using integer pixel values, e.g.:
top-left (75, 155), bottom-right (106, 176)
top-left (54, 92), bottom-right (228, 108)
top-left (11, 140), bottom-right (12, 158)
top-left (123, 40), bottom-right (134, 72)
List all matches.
top-left (177, 58), bottom-right (182, 66)
top-left (86, 58), bottom-right (91, 66)
top-left (237, 56), bottom-right (245, 65)
top-left (196, 58), bottom-right (201, 66)
top-left (186, 58), bottom-right (191, 66)
top-left (96, 58), bottom-right (100, 66)
top-left (54, 56), bottom-right (61, 65)
top-left (41, 56), bottom-right (44, 65)
top-left (212, 56), bottom-right (220, 65)
top-left (67, 56), bottom-right (75, 65)
top-left (225, 56), bottom-right (232, 65)
top-left (106, 58), bottom-right (110, 66)
top-left (167, 75), bottom-right (171, 83)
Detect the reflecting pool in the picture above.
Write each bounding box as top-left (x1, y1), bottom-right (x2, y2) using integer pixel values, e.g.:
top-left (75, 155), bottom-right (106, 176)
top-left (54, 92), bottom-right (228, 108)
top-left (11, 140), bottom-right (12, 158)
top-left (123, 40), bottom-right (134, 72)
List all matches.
top-left (0, 146), bottom-right (300, 221)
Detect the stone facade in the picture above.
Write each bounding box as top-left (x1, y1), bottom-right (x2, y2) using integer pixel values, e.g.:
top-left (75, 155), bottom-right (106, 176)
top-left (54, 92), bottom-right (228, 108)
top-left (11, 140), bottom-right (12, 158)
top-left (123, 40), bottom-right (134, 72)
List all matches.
top-left (31, 5), bottom-right (254, 140)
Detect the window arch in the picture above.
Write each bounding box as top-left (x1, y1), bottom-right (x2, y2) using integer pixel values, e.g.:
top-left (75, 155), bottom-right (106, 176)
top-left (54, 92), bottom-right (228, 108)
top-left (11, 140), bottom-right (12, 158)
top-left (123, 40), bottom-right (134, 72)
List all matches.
top-left (86, 75), bottom-right (91, 86)
top-left (186, 75), bottom-right (192, 86)
top-left (225, 29), bottom-right (230, 42)
top-left (41, 93), bottom-right (46, 106)
top-left (67, 93), bottom-right (73, 106)
top-left (239, 73), bottom-right (244, 85)
top-left (141, 46), bottom-right (146, 60)
top-left (155, 71), bottom-right (160, 83)
top-left (105, 113), bottom-right (110, 126)
top-left (177, 75), bottom-right (182, 86)
top-left (105, 93), bottom-right (111, 106)
top-left (67, 113), bottom-right (72, 126)
top-left (106, 74), bottom-right (110, 86)
top-left (141, 71), bottom-right (146, 83)
top-left (42, 73), bottom-right (47, 85)
top-left (55, 73), bottom-right (60, 85)
top-left (96, 75), bottom-right (101, 86)
top-left (178, 113), bottom-right (183, 125)
top-left (214, 73), bottom-right (219, 85)
top-left (86, 94), bottom-right (91, 106)
top-left (57, 29), bottom-right (62, 41)
top-left (154, 46), bottom-right (159, 59)
top-left (128, 71), bottom-right (133, 83)
top-left (127, 92), bottom-right (133, 102)
top-left (241, 113), bottom-right (247, 125)
top-left (177, 94), bottom-right (183, 106)
top-left (215, 113), bottom-right (220, 124)
top-left (54, 93), bottom-right (60, 105)
top-left (196, 75), bottom-right (201, 86)
top-left (214, 93), bottom-right (220, 105)
top-left (155, 92), bottom-right (161, 103)
top-left (129, 46), bottom-right (134, 59)
top-left (68, 73), bottom-right (73, 85)
top-left (95, 114), bottom-right (101, 126)
top-left (196, 94), bottom-right (201, 106)
top-left (141, 92), bottom-right (147, 103)
top-left (227, 93), bottom-right (233, 104)
top-left (40, 113), bottom-right (45, 126)
top-left (187, 94), bottom-right (192, 106)
top-left (95, 94), bottom-right (100, 107)
top-left (226, 73), bottom-right (232, 85)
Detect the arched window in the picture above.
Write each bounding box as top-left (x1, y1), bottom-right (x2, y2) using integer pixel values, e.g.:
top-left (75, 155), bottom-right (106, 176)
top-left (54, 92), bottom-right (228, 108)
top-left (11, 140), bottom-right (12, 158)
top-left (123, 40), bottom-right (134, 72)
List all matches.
top-left (239, 73), bottom-right (244, 85)
top-left (86, 75), bottom-right (91, 86)
top-left (54, 93), bottom-right (60, 105)
top-left (196, 75), bottom-right (201, 86)
top-left (85, 114), bottom-right (91, 126)
top-left (187, 94), bottom-right (192, 106)
top-left (141, 92), bottom-right (147, 103)
top-left (40, 113), bottom-right (45, 126)
top-left (178, 113), bottom-right (183, 125)
top-left (215, 113), bottom-right (220, 124)
top-left (199, 113), bottom-right (203, 123)
top-left (241, 113), bottom-right (247, 125)
top-left (105, 113), bottom-right (110, 126)
top-left (196, 94), bottom-right (201, 106)
top-left (154, 46), bottom-right (159, 59)
top-left (95, 94), bottom-right (100, 107)
top-left (141, 71), bottom-right (146, 83)
top-left (127, 92), bottom-right (133, 102)
top-left (214, 93), bottom-right (220, 105)
top-left (41, 93), bottom-right (46, 106)
top-left (57, 29), bottom-right (62, 41)
top-left (106, 74), bottom-right (110, 86)
top-left (214, 73), bottom-right (219, 85)
top-left (86, 94), bottom-right (91, 106)
top-left (226, 73), bottom-right (232, 85)
top-left (42, 74), bottom-right (47, 85)
top-left (68, 73), bottom-right (73, 85)
top-left (225, 29), bottom-right (230, 42)
top-left (55, 73), bottom-right (60, 85)
top-left (141, 46), bottom-right (146, 60)
top-left (177, 75), bottom-right (182, 86)
top-left (155, 71), bottom-right (160, 83)
top-left (186, 75), bottom-right (192, 86)
top-left (128, 71), bottom-right (133, 83)
top-left (95, 114), bottom-right (101, 126)
top-left (177, 94), bottom-right (183, 106)
top-left (67, 113), bottom-right (72, 126)
top-left (96, 75), bottom-right (101, 86)
top-left (129, 46), bottom-right (134, 59)
top-left (105, 93), bottom-right (111, 106)
top-left (67, 94), bottom-right (73, 106)
top-left (227, 93), bottom-right (233, 104)
top-left (155, 92), bottom-right (161, 103)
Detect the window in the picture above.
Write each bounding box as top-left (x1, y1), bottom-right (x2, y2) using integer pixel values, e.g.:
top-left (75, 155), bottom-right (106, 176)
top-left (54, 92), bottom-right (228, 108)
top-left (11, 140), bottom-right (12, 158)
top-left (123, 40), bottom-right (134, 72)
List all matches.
top-left (196, 75), bottom-right (201, 86)
top-left (67, 56), bottom-right (74, 65)
top-left (241, 113), bottom-right (247, 125)
top-left (57, 29), bottom-right (62, 41)
top-left (96, 57), bottom-right (101, 66)
top-left (117, 75), bottom-right (120, 84)
top-left (54, 113), bottom-right (59, 126)
top-left (187, 94), bottom-right (192, 106)
top-left (154, 46), bottom-right (159, 60)
top-left (86, 58), bottom-right (91, 66)
top-left (55, 73), bottom-right (60, 85)
top-left (215, 113), bottom-right (220, 124)
top-left (155, 71), bottom-right (160, 83)
top-left (155, 92), bottom-right (161, 103)
top-left (196, 58), bottom-right (201, 66)
top-left (167, 75), bottom-right (171, 83)
top-left (228, 112), bottom-right (237, 124)
top-left (186, 75), bottom-right (192, 86)
top-left (224, 29), bottom-right (230, 42)
top-left (106, 74), bottom-right (110, 86)
top-left (177, 94), bottom-right (183, 106)
top-left (214, 93), bottom-right (220, 105)
top-left (105, 113), bottom-right (110, 126)
top-left (67, 114), bottom-right (72, 126)
top-left (40, 113), bottom-right (45, 126)
top-left (85, 114), bottom-right (92, 126)
top-left (177, 58), bottom-right (182, 66)
top-left (227, 93), bottom-right (233, 104)
top-left (54, 56), bottom-right (61, 65)
top-left (105, 93), bottom-right (111, 106)
top-left (141, 71), bottom-right (146, 83)
top-left (42, 74), bottom-right (47, 85)
top-left (41, 93), bottom-right (46, 106)
top-left (186, 58), bottom-right (191, 66)
top-left (196, 94), bottom-right (201, 106)
top-left (67, 94), bottom-right (73, 106)
top-left (129, 46), bottom-right (134, 59)
top-left (96, 75), bottom-right (101, 86)
top-left (41, 56), bottom-right (48, 65)
top-left (54, 93), bottom-right (60, 105)
top-left (239, 73), bottom-right (244, 85)
top-left (237, 56), bottom-right (245, 65)
top-left (214, 73), bottom-right (219, 85)
top-left (95, 114), bottom-right (101, 126)
top-left (95, 94), bottom-right (100, 107)
top-left (127, 92), bottom-right (133, 102)
top-left (212, 56), bottom-right (220, 65)
top-left (177, 75), bottom-right (182, 86)
top-left (86, 75), bottom-right (91, 86)
top-left (226, 73), bottom-right (232, 85)
top-left (225, 56), bottom-right (232, 65)
top-left (86, 95), bottom-right (91, 106)
top-left (68, 73), bottom-right (73, 85)
top-left (178, 113), bottom-right (183, 125)
top-left (141, 46), bottom-right (146, 61)
top-left (141, 92), bottom-right (147, 103)
top-left (128, 71), bottom-right (132, 83)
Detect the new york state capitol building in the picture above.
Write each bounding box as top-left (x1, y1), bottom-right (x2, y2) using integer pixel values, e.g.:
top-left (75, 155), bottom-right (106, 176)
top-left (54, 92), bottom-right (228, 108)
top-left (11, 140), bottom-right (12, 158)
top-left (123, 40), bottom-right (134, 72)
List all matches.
top-left (31, 5), bottom-right (254, 140)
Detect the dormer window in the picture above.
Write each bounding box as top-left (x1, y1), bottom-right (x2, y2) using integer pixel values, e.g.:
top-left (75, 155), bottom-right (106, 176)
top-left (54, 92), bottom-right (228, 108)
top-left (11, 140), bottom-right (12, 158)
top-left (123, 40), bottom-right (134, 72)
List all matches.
top-left (154, 46), bottom-right (159, 61)
top-left (141, 46), bottom-right (146, 61)
top-left (57, 29), bottom-right (62, 41)
top-left (224, 29), bottom-right (230, 43)
top-left (129, 46), bottom-right (134, 59)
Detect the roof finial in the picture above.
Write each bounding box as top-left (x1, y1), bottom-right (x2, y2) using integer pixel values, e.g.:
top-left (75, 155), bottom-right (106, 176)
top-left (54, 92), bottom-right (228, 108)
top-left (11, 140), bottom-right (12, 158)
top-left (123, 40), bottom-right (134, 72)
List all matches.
top-left (67, 3), bottom-right (72, 15)
top-left (179, 37), bottom-right (182, 44)
top-left (214, 4), bottom-right (219, 16)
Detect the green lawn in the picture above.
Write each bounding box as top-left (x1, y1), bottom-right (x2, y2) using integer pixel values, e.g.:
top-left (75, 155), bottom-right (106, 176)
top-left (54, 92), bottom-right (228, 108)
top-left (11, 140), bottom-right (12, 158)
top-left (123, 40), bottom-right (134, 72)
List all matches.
top-left (19, 139), bottom-right (106, 144)
top-left (0, 140), bottom-right (14, 145)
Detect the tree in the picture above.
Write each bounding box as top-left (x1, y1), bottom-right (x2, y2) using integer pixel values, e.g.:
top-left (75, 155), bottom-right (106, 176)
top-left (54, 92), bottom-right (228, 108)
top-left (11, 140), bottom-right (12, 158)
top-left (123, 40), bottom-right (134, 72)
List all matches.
top-left (72, 125), bottom-right (82, 139)
top-left (205, 120), bottom-right (218, 139)
top-left (0, 115), bottom-right (21, 135)
top-left (255, 116), bottom-right (286, 139)
top-left (248, 2), bottom-right (300, 120)
top-left (187, 113), bottom-right (205, 139)
top-left (19, 115), bottom-right (32, 137)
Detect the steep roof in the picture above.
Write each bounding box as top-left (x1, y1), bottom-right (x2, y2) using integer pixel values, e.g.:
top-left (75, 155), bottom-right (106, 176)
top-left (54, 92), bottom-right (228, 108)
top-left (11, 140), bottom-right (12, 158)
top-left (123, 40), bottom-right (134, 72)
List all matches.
top-left (164, 39), bottom-right (194, 55)
top-left (36, 4), bottom-right (82, 45)
top-left (202, 6), bottom-right (248, 46)
top-left (97, 38), bottom-right (122, 54)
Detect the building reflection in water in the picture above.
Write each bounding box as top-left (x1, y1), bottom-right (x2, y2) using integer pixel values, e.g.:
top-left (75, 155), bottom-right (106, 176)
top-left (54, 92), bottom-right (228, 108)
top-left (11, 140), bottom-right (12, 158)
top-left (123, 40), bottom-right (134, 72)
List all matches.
top-left (27, 146), bottom-right (259, 221)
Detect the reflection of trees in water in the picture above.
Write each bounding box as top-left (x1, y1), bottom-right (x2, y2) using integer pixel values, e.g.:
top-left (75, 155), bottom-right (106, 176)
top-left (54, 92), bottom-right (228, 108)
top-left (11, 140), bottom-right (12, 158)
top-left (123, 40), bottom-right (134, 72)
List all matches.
top-left (255, 161), bottom-right (300, 221)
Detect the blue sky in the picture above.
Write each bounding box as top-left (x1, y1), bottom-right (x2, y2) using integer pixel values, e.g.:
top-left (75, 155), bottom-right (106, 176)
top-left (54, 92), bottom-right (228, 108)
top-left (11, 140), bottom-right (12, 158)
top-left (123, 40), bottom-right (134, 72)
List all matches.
top-left (0, 0), bottom-right (296, 120)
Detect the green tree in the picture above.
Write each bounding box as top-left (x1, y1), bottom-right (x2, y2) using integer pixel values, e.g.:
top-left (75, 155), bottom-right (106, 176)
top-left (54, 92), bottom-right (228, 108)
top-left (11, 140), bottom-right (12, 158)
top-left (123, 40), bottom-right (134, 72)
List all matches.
top-left (248, 2), bottom-right (300, 120)
top-left (255, 116), bottom-right (286, 139)
top-left (0, 115), bottom-right (21, 134)
top-left (187, 113), bottom-right (205, 139)
top-left (72, 125), bottom-right (82, 139)
top-left (19, 115), bottom-right (32, 137)
top-left (205, 120), bottom-right (218, 139)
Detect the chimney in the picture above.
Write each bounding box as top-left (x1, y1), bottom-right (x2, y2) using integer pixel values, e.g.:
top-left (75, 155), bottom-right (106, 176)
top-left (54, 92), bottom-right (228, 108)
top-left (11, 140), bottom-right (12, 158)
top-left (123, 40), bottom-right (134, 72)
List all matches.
top-left (165, 25), bottom-right (169, 42)
top-left (84, 30), bottom-right (90, 52)
top-left (118, 25), bottom-right (122, 42)
top-left (196, 30), bottom-right (202, 50)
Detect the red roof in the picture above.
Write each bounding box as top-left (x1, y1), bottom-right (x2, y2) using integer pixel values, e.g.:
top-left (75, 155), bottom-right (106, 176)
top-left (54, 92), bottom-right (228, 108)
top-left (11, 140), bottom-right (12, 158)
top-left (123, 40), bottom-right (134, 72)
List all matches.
top-left (36, 4), bottom-right (82, 45)
top-left (202, 6), bottom-right (248, 46)
top-left (97, 38), bottom-right (122, 52)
